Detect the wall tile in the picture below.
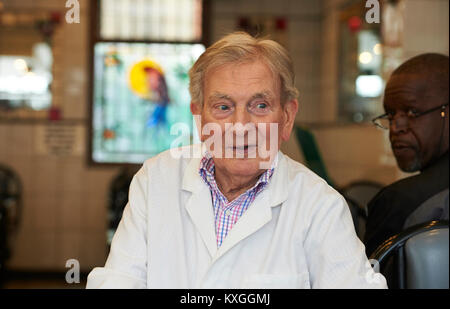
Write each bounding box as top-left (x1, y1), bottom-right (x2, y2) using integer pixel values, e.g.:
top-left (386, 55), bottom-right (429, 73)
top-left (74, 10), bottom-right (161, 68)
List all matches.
top-left (59, 193), bottom-right (83, 230)
top-left (80, 232), bottom-right (108, 271)
top-left (7, 230), bottom-right (57, 270)
top-left (30, 156), bottom-right (61, 196)
top-left (0, 125), bottom-right (9, 155)
top-left (7, 125), bottom-right (34, 157)
top-left (289, 0), bottom-right (322, 16)
top-left (56, 231), bottom-right (83, 272)
top-left (32, 194), bottom-right (60, 230)
top-left (83, 197), bottom-right (108, 231)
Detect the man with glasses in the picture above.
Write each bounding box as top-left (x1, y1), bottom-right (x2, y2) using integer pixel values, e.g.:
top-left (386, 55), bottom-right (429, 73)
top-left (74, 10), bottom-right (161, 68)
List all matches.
top-left (365, 53), bottom-right (449, 259)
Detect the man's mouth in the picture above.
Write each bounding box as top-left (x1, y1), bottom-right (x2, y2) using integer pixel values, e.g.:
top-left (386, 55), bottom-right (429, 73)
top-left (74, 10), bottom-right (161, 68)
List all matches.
top-left (391, 141), bottom-right (417, 156)
top-left (391, 141), bottom-right (413, 150)
top-left (232, 145), bottom-right (256, 151)
top-left (226, 145), bottom-right (258, 157)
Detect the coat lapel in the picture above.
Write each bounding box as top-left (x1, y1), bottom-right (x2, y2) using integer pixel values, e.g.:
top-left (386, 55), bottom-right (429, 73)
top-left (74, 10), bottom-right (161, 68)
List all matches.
top-left (212, 152), bottom-right (290, 262)
top-left (182, 154), bottom-right (218, 258)
top-left (181, 148), bottom-right (290, 263)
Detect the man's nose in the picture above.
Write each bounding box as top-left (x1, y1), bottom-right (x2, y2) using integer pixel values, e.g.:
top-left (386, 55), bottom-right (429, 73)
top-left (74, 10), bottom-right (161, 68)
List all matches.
top-left (231, 105), bottom-right (252, 125)
top-left (390, 113), bottom-right (409, 134)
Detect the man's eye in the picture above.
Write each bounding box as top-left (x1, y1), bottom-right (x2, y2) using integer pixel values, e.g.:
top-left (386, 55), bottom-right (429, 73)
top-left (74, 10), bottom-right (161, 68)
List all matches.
top-left (407, 109), bottom-right (419, 117)
top-left (249, 101), bottom-right (269, 112)
top-left (256, 103), bottom-right (268, 109)
top-left (217, 105), bottom-right (230, 111)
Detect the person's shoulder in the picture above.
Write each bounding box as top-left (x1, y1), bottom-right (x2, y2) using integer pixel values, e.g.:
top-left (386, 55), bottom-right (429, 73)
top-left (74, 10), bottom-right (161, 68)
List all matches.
top-left (142, 144), bottom-right (198, 169)
top-left (367, 173), bottom-right (424, 214)
top-left (381, 154), bottom-right (449, 195)
top-left (135, 144), bottom-right (200, 182)
top-left (281, 152), bottom-right (341, 198)
top-left (377, 172), bottom-right (426, 197)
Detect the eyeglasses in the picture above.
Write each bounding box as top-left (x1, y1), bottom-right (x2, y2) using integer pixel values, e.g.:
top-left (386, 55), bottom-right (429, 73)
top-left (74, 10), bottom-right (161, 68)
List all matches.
top-left (372, 103), bottom-right (449, 130)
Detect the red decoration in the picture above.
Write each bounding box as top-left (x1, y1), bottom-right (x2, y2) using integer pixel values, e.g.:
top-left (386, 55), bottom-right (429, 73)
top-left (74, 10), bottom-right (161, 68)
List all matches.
top-left (50, 11), bottom-right (62, 24)
top-left (48, 106), bottom-right (62, 121)
top-left (348, 16), bottom-right (362, 33)
top-left (275, 18), bottom-right (287, 31)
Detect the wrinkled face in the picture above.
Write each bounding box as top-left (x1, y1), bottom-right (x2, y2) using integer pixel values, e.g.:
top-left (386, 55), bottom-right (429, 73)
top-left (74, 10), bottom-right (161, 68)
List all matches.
top-left (191, 60), bottom-right (298, 178)
top-left (384, 73), bottom-right (449, 172)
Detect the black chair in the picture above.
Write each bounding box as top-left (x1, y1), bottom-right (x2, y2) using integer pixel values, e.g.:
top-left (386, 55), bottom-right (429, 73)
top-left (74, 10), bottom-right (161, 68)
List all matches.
top-left (340, 181), bottom-right (383, 240)
top-left (345, 197), bottom-right (367, 240)
top-left (370, 220), bottom-right (449, 289)
top-left (107, 167), bottom-right (136, 245)
top-left (340, 180), bottom-right (383, 215)
top-left (0, 164), bottom-right (23, 286)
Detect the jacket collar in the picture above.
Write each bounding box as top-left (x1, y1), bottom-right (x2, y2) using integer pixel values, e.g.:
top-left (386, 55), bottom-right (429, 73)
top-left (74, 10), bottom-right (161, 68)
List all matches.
top-left (181, 144), bottom-right (289, 259)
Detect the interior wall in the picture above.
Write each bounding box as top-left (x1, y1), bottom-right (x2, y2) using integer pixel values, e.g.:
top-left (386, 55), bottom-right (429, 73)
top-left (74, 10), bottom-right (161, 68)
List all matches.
top-left (0, 0), bottom-right (120, 272)
top-left (403, 0), bottom-right (449, 60)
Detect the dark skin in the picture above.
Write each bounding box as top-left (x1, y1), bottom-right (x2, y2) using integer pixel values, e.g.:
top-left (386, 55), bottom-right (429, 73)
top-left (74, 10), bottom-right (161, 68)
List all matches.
top-left (384, 73), bottom-right (449, 172)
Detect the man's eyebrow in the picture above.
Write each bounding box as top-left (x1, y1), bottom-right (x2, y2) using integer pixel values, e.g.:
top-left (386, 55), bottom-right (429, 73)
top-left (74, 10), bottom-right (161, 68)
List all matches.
top-left (207, 92), bottom-right (234, 104)
top-left (248, 91), bottom-right (274, 102)
top-left (207, 90), bottom-right (275, 104)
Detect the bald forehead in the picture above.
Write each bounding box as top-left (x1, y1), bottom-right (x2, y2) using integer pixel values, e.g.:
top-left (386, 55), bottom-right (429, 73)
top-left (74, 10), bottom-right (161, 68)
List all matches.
top-left (391, 54), bottom-right (449, 97)
top-left (387, 71), bottom-right (448, 101)
top-left (385, 74), bottom-right (427, 94)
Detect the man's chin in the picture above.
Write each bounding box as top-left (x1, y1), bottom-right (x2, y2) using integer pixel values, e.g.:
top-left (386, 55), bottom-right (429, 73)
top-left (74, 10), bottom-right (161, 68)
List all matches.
top-left (396, 157), bottom-right (422, 173)
top-left (220, 157), bottom-right (269, 174)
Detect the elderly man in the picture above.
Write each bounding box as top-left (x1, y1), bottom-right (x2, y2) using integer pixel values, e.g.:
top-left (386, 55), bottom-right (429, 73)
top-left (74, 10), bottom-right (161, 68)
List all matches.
top-left (365, 53), bottom-right (449, 257)
top-left (87, 32), bottom-right (386, 289)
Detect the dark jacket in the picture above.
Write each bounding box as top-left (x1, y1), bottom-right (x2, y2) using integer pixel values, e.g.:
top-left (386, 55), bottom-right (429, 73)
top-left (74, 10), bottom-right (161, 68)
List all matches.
top-left (364, 151), bottom-right (449, 257)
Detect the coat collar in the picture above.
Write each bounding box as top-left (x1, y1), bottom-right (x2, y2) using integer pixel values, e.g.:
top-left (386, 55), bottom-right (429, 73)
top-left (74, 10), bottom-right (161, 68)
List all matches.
top-left (181, 144), bottom-right (290, 259)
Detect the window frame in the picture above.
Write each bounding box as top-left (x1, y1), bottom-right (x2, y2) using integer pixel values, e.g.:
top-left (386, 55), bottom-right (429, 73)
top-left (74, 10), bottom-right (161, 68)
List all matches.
top-left (87, 0), bottom-right (211, 166)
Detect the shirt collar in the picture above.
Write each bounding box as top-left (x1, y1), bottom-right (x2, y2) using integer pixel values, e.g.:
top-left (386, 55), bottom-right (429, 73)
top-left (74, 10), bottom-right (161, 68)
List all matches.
top-left (199, 150), bottom-right (275, 194)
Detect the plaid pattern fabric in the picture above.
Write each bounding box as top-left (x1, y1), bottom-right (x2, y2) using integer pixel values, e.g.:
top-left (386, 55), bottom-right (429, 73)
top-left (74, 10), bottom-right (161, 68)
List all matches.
top-left (199, 152), bottom-right (274, 247)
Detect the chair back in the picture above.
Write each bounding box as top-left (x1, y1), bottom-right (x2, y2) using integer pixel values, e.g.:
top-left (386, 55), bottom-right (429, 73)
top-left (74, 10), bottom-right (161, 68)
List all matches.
top-left (0, 164), bottom-right (22, 286)
top-left (340, 181), bottom-right (383, 240)
top-left (345, 197), bottom-right (367, 240)
top-left (405, 227), bottom-right (449, 289)
top-left (370, 220), bottom-right (449, 289)
top-left (108, 168), bottom-right (135, 245)
top-left (0, 164), bottom-right (22, 231)
top-left (340, 181), bottom-right (383, 216)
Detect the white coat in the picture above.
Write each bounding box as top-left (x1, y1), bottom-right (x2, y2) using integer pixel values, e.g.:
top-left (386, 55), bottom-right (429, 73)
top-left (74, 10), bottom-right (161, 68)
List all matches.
top-left (86, 145), bottom-right (387, 289)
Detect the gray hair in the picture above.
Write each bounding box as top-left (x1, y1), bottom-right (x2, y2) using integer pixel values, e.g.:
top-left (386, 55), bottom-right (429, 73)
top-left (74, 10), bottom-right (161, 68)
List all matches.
top-left (189, 31), bottom-right (299, 106)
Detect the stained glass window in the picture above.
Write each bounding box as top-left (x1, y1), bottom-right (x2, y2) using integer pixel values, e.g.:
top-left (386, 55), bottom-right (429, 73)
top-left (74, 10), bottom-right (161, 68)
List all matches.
top-left (92, 42), bottom-right (204, 163)
top-left (91, 0), bottom-right (206, 164)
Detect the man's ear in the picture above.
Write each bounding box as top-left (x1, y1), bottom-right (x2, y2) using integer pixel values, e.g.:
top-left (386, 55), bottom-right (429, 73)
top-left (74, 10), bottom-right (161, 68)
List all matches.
top-left (190, 102), bottom-right (201, 115)
top-left (281, 99), bottom-right (299, 142)
top-left (190, 102), bottom-right (203, 141)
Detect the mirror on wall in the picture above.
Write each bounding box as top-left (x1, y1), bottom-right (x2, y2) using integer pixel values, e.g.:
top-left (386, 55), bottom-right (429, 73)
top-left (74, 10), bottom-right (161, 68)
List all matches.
top-left (0, 9), bottom-right (61, 117)
top-left (337, 0), bottom-right (406, 124)
top-left (337, 0), bottom-right (384, 124)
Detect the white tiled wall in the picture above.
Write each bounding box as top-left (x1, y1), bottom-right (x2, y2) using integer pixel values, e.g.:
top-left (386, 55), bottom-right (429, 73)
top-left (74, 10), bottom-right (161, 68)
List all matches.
top-left (0, 0), bottom-right (120, 272)
top-left (403, 0), bottom-right (449, 60)
top-left (0, 122), bottom-right (120, 271)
